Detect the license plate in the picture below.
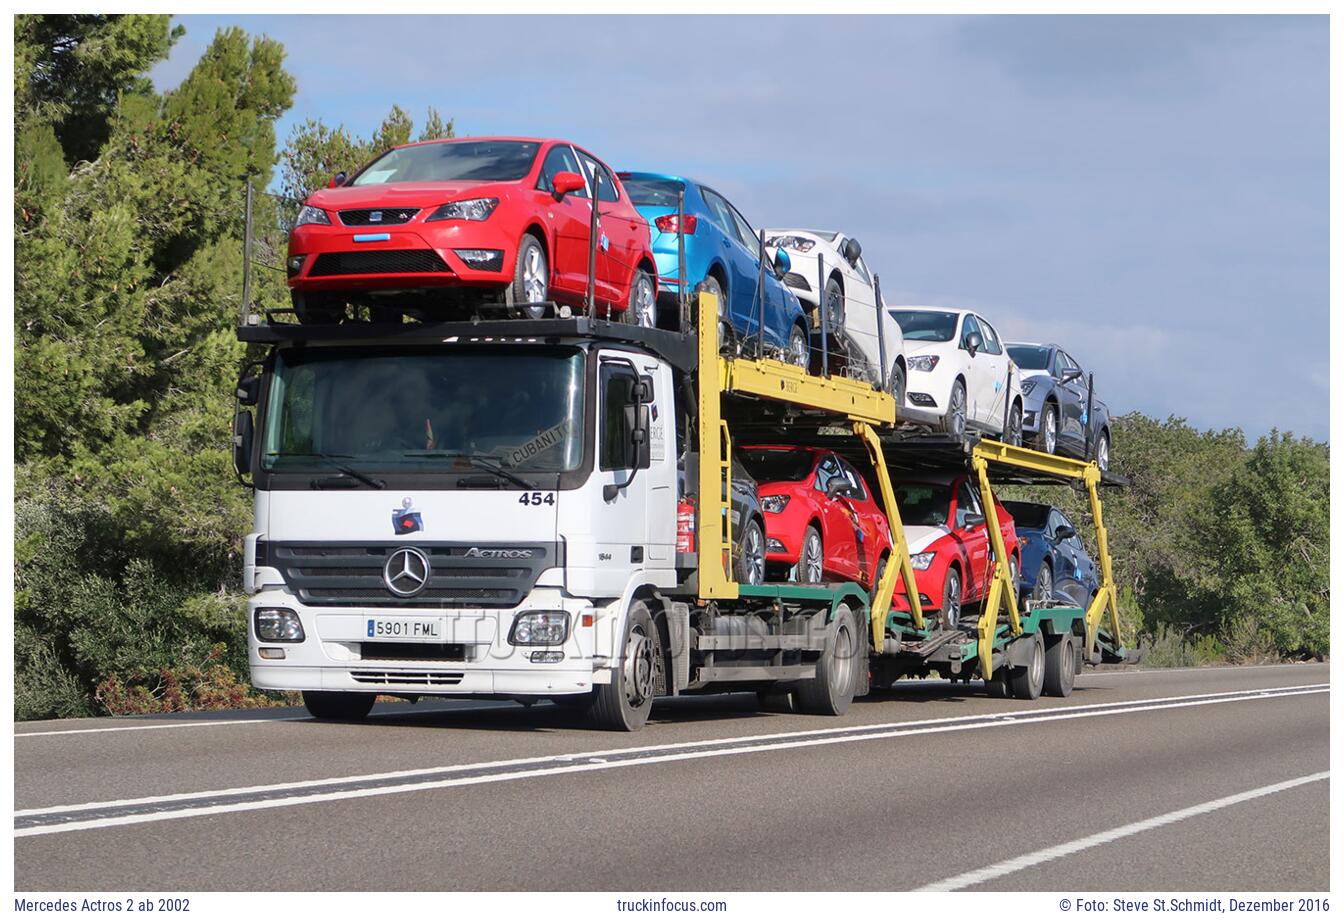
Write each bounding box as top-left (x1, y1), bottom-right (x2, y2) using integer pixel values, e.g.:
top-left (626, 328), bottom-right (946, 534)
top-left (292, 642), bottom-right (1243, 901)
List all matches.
top-left (366, 618), bottom-right (442, 639)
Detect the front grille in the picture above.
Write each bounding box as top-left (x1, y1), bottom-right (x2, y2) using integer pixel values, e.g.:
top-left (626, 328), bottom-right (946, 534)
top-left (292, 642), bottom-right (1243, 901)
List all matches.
top-left (350, 670), bottom-right (464, 687)
top-left (783, 272), bottom-right (811, 291)
top-left (360, 642), bottom-right (468, 661)
top-left (264, 542), bottom-right (562, 608)
top-left (339, 208), bottom-right (420, 226)
top-left (309, 250), bottom-right (450, 277)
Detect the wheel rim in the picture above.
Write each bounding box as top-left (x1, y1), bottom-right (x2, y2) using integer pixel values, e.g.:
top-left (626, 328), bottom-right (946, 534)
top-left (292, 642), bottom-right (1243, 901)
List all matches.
top-left (1043, 407), bottom-right (1057, 454)
top-left (949, 385), bottom-right (966, 438)
top-left (803, 531), bottom-right (823, 583)
top-left (825, 282), bottom-right (844, 329)
top-left (522, 245), bottom-right (547, 307)
top-left (1009, 407), bottom-right (1022, 446)
top-left (829, 624), bottom-right (854, 699)
top-left (623, 624), bottom-right (656, 708)
top-left (1034, 565), bottom-right (1052, 603)
top-left (946, 570), bottom-right (961, 628)
top-left (632, 273), bottom-right (656, 328)
top-left (890, 364), bottom-right (905, 404)
top-left (789, 328), bottom-right (808, 368)
top-left (1029, 640), bottom-right (1044, 689)
top-left (743, 525), bottom-right (765, 585)
top-left (1096, 434), bottom-right (1110, 471)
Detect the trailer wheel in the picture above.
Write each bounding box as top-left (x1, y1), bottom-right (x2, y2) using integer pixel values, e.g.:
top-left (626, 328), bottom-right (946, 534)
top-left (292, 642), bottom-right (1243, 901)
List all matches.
top-left (587, 601), bottom-right (661, 731)
top-left (1043, 633), bottom-right (1076, 697)
top-left (302, 690), bottom-right (375, 721)
top-left (795, 604), bottom-right (859, 716)
top-left (985, 667), bottom-right (1011, 698)
top-left (1009, 632), bottom-right (1045, 700)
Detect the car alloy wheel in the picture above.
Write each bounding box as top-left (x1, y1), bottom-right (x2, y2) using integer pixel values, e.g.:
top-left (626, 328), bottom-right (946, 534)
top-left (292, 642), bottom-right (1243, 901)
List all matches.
top-left (824, 277), bottom-right (845, 331)
top-left (1032, 562), bottom-right (1052, 605)
top-left (1041, 404), bottom-right (1057, 455)
top-left (944, 382), bottom-right (967, 440)
top-left (1006, 403), bottom-right (1023, 446)
top-left (521, 241), bottom-right (548, 315)
top-left (629, 271), bottom-right (656, 328)
top-left (702, 275), bottom-right (728, 343)
top-left (788, 326), bottom-right (809, 369)
top-left (739, 520), bottom-right (765, 585)
top-left (1095, 431), bottom-right (1110, 472)
top-left (801, 528), bottom-right (823, 584)
top-left (944, 567), bottom-right (963, 631)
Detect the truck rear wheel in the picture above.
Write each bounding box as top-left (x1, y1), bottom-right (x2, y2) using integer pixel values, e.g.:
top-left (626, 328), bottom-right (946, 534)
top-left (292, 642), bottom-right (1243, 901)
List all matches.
top-left (302, 690), bottom-right (375, 721)
top-left (587, 601), bottom-right (661, 731)
top-left (1009, 632), bottom-right (1045, 700)
top-left (1043, 633), bottom-right (1077, 697)
top-left (795, 603), bottom-right (859, 716)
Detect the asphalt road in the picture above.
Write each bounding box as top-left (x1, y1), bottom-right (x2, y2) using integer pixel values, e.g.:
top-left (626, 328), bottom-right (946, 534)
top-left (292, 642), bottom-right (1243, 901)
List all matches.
top-left (14, 663), bottom-right (1329, 891)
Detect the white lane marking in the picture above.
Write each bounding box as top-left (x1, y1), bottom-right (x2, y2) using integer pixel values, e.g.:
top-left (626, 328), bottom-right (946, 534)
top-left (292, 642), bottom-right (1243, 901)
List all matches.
top-left (15, 686), bottom-right (1327, 837)
top-left (1089, 663), bottom-right (1329, 677)
top-left (16, 683), bottom-right (1328, 817)
top-left (14, 702), bottom-right (519, 738)
top-left (917, 771), bottom-right (1330, 892)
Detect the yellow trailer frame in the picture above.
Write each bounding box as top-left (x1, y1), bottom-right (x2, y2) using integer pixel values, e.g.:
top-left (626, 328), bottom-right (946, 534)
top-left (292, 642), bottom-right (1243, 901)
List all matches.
top-left (693, 292), bottom-right (925, 641)
top-left (967, 439), bottom-right (1123, 679)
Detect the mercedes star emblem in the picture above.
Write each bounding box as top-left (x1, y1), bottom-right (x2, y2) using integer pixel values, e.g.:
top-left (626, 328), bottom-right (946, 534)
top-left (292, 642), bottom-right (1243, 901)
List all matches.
top-left (383, 547), bottom-right (431, 597)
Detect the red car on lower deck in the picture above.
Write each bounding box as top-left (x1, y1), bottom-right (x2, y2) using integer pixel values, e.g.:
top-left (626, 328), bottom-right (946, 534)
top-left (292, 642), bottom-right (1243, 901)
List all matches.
top-left (286, 137), bottom-right (657, 323)
top-left (887, 475), bottom-right (1020, 630)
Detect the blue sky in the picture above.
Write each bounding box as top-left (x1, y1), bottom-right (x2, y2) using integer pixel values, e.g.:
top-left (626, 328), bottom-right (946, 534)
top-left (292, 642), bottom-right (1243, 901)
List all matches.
top-left (153, 14), bottom-right (1329, 441)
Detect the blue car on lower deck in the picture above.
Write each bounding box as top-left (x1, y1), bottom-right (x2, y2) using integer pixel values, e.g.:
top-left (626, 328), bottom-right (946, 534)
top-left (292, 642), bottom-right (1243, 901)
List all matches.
top-left (617, 171), bottom-right (810, 362)
top-left (1002, 500), bottom-right (1099, 610)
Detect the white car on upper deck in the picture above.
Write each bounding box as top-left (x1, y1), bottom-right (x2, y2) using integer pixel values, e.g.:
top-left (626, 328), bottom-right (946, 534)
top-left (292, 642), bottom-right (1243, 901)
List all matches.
top-left (887, 306), bottom-right (1023, 444)
top-left (763, 229), bottom-right (906, 401)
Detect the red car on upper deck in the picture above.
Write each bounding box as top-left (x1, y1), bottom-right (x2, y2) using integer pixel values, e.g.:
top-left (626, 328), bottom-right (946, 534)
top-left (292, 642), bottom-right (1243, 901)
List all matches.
top-left (286, 137), bottom-right (658, 324)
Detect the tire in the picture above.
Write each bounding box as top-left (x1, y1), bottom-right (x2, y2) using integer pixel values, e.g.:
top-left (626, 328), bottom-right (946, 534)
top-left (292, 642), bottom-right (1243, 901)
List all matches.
top-left (1009, 632), bottom-right (1045, 700)
top-left (786, 324), bottom-right (809, 369)
top-left (1004, 402), bottom-right (1023, 446)
top-left (1094, 428), bottom-right (1111, 472)
top-left (985, 667), bottom-right (1012, 698)
top-left (1043, 633), bottom-right (1077, 697)
top-left (887, 361), bottom-right (906, 409)
top-left (623, 267), bottom-right (657, 328)
top-left (940, 379), bottom-right (967, 440)
top-left (756, 689), bottom-right (795, 713)
top-left (1031, 560), bottom-right (1053, 606)
top-left (302, 690), bottom-right (375, 721)
top-left (942, 566), bottom-right (967, 631)
top-left (508, 234), bottom-right (548, 317)
top-left (795, 603), bottom-right (859, 716)
top-left (291, 291), bottom-right (343, 325)
top-left (702, 274), bottom-right (729, 344)
top-left (1035, 401), bottom-right (1058, 455)
top-left (871, 552), bottom-right (890, 597)
top-left (736, 517), bottom-right (766, 586)
top-left (823, 275), bottom-right (845, 331)
top-left (586, 601), bottom-right (661, 731)
top-left (797, 525), bottom-right (824, 585)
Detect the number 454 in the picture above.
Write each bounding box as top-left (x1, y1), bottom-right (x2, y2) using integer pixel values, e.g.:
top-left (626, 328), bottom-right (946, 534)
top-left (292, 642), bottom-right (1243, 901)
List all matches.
top-left (518, 492), bottom-right (556, 506)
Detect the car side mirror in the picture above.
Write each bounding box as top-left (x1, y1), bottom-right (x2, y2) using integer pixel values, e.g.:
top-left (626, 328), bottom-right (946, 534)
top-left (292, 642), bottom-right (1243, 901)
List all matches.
top-left (552, 170), bottom-right (585, 201)
top-left (965, 331), bottom-right (982, 357)
top-left (962, 512), bottom-right (985, 528)
top-left (1060, 368), bottom-right (1083, 384)
top-left (1055, 524), bottom-right (1077, 541)
top-left (843, 237), bottom-right (862, 264)
top-left (233, 410), bottom-right (254, 478)
top-left (825, 479), bottom-right (848, 499)
top-left (773, 247), bottom-right (791, 275)
top-left (328, 172), bottom-right (346, 189)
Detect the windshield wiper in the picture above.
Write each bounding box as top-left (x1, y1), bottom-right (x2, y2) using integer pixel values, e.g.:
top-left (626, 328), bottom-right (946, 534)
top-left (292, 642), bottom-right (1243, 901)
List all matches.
top-left (403, 452), bottom-right (534, 490)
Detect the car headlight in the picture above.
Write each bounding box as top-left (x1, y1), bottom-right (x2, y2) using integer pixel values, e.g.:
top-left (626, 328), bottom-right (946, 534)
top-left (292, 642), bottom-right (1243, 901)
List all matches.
top-left (760, 494), bottom-right (790, 514)
top-left (427, 198), bottom-right (499, 222)
top-left (909, 355), bottom-right (940, 372)
top-left (911, 552), bottom-right (936, 570)
top-left (509, 610), bottom-right (570, 646)
top-left (294, 205), bottom-right (330, 227)
top-left (254, 608), bottom-right (305, 642)
top-left (764, 235), bottom-right (814, 253)
top-left (1021, 379), bottom-right (1038, 396)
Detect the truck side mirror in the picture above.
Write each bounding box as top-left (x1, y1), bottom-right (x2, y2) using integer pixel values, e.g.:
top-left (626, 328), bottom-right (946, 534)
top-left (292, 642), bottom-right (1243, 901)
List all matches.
top-left (233, 410), bottom-right (254, 478)
top-left (236, 374), bottom-right (261, 407)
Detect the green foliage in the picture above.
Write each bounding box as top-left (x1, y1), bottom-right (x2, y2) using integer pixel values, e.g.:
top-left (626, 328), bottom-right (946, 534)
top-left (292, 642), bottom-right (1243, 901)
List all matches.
top-left (95, 645), bottom-right (291, 714)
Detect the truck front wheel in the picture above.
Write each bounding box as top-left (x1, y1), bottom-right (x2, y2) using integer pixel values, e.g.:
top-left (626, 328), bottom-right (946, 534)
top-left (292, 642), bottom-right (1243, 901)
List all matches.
top-left (795, 603), bottom-right (859, 717)
top-left (302, 690), bottom-right (375, 721)
top-left (587, 601), bottom-right (661, 731)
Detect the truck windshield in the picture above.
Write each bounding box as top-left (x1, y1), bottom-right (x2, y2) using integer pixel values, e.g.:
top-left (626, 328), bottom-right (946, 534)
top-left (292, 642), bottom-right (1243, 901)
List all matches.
top-left (891, 310), bottom-right (958, 343)
top-left (261, 346), bottom-right (584, 474)
top-left (350, 140), bottom-right (541, 185)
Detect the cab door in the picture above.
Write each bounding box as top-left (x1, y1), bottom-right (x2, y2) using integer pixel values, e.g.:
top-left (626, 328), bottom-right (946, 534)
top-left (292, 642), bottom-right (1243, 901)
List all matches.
top-left (595, 355), bottom-right (648, 572)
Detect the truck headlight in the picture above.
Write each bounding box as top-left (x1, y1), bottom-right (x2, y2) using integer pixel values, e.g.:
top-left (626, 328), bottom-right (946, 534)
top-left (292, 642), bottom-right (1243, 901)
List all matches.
top-left (255, 608), bottom-right (305, 642)
top-left (509, 610), bottom-right (570, 646)
top-left (911, 552), bottom-right (936, 570)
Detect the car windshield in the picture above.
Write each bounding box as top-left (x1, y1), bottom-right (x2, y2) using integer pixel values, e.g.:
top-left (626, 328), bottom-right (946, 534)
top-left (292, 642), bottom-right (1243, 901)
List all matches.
top-left (1007, 345), bottom-right (1052, 370)
top-left (891, 310), bottom-right (958, 342)
top-left (1002, 501), bottom-right (1050, 529)
top-left (739, 448), bottom-right (816, 483)
top-left (894, 482), bottom-right (952, 527)
top-left (622, 176), bottom-right (685, 207)
top-left (261, 346), bottom-right (584, 474)
top-left (351, 141), bottom-right (541, 185)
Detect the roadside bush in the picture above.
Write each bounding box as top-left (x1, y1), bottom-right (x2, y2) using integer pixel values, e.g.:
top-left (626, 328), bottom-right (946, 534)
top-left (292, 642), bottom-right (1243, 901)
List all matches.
top-left (94, 645), bottom-right (293, 714)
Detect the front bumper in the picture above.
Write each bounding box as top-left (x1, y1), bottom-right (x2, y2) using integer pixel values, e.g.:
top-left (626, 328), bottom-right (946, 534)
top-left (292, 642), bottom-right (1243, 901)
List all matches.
top-left (247, 587), bottom-right (600, 696)
top-left (287, 223), bottom-right (517, 292)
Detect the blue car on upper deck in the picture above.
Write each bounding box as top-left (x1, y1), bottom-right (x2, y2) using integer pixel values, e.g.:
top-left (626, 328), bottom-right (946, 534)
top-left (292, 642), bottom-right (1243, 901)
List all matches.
top-left (617, 171), bottom-right (811, 365)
